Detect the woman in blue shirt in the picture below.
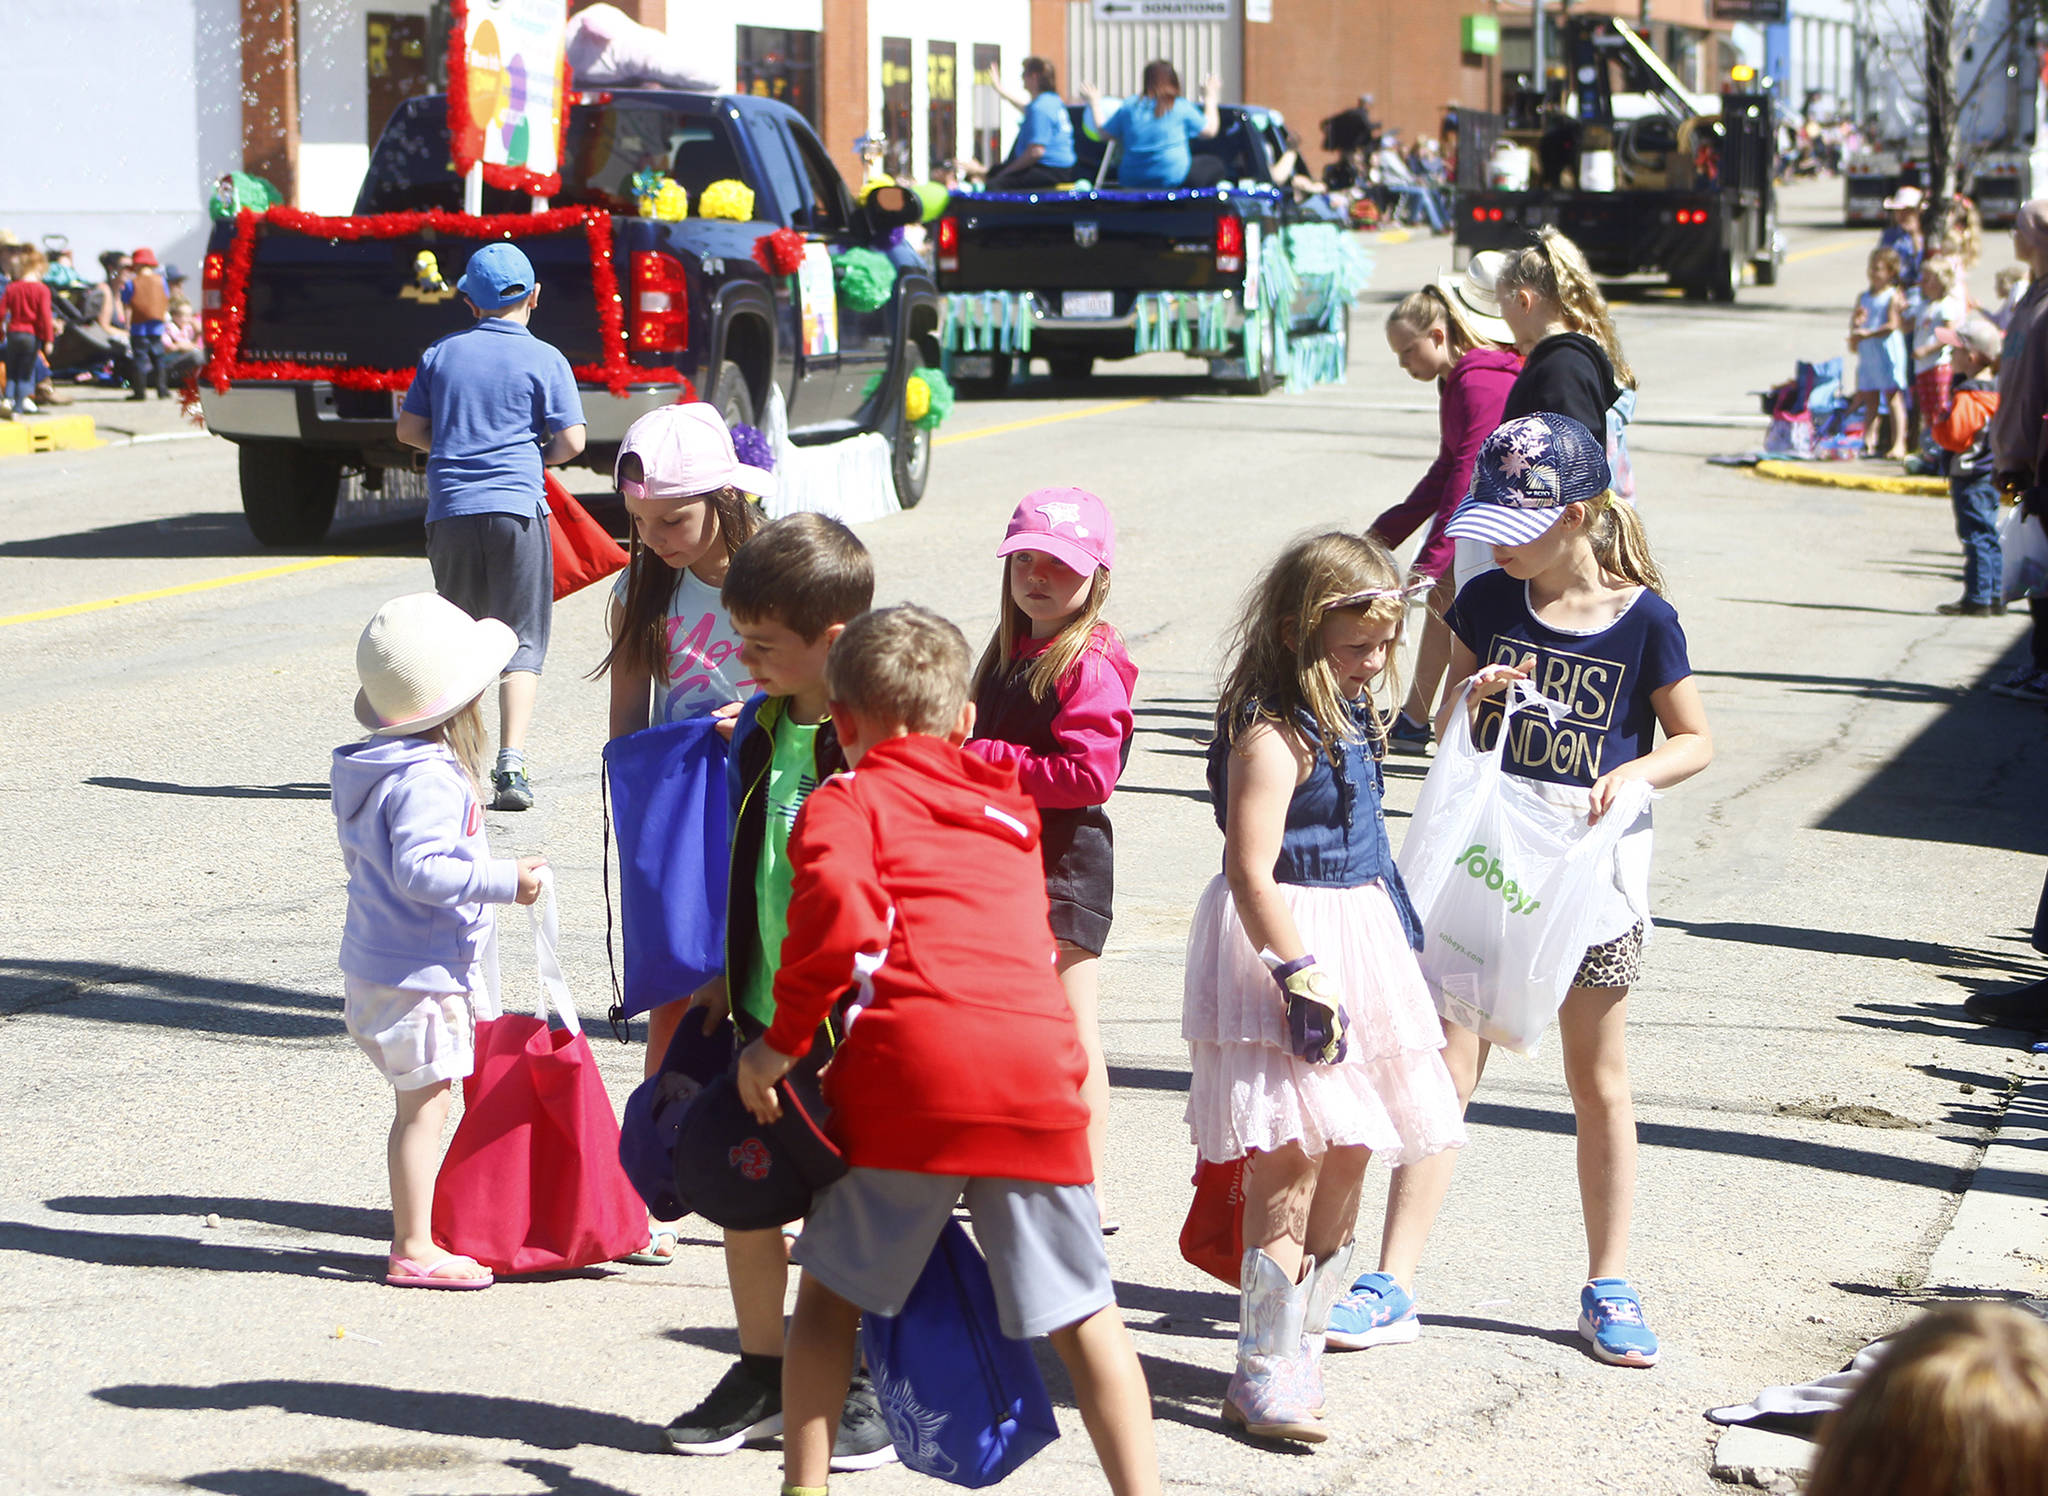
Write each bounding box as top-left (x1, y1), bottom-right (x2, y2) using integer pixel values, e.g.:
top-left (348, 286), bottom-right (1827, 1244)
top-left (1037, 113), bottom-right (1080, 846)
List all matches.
top-left (1082, 60), bottom-right (1223, 190)
top-left (975, 56), bottom-right (1076, 191)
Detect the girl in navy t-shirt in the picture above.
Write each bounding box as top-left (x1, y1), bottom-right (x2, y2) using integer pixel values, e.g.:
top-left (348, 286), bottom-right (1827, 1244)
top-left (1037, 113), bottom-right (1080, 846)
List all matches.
top-left (1363, 412), bottom-right (1713, 1373)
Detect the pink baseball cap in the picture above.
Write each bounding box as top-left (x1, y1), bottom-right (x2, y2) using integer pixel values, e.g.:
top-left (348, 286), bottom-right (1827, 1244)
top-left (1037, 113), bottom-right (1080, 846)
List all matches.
top-left (615, 402), bottom-right (776, 502)
top-left (996, 487), bottom-right (1115, 575)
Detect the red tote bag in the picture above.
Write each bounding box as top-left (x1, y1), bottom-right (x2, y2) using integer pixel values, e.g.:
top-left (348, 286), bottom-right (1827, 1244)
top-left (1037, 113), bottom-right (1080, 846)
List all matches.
top-left (432, 874), bottom-right (647, 1275)
top-left (544, 472), bottom-right (628, 601)
top-left (1178, 1154), bottom-right (1249, 1287)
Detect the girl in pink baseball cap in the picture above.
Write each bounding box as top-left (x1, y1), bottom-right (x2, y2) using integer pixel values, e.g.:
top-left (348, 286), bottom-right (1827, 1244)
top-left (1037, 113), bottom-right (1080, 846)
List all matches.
top-left (966, 487), bottom-right (1137, 1233)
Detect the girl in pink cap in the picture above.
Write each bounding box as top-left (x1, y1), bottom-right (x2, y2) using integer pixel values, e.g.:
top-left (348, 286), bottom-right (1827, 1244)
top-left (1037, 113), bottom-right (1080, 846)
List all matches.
top-left (967, 488), bottom-right (1137, 1234)
top-left (592, 401), bottom-right (768, 1263)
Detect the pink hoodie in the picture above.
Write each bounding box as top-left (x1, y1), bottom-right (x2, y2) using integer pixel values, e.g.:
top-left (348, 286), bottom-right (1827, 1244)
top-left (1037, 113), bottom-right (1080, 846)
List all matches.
top-left (1371, 346), bottom-right (1523, 579)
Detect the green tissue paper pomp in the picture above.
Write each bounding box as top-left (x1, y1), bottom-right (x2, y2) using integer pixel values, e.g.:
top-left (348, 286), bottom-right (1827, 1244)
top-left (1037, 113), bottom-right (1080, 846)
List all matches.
top-left (834, 247), bottom-right (897, 312)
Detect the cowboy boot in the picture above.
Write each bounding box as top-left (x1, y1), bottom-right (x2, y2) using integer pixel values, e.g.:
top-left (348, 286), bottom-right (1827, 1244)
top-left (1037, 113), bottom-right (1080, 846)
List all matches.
top-left (1300, 1240), bottom-right (1356, 1420)
top-left (1221, 1248), bottom-right (1325, 1444)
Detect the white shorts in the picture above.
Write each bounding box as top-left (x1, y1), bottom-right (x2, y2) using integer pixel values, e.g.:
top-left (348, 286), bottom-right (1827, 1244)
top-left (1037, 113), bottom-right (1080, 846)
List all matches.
top-left (343, 977), bottom-right (483, 1091)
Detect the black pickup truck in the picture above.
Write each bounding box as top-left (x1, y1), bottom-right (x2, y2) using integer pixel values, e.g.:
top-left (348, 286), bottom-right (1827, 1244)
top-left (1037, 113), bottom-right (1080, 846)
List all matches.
top-left (200, 91), bottom-right (939, 543)
top-left (935, 105), bottom-right (1367, 396)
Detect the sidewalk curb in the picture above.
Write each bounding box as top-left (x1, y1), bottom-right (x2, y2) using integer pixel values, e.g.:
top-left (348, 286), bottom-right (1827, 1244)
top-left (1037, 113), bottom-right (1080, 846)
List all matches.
top-left (1925, 1070), bottom-right (2048, 1295)
top-left (1750, 459), bottom-right (1947, 497)
top-left (0, 413), bottom-right (100, 458)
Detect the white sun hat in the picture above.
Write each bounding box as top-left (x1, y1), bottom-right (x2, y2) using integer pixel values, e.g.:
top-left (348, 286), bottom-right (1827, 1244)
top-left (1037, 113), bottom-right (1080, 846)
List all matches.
top-left (353, 592), bottom-right (517, 736)
top-left (1436, 249), bottom-right (1515, 345)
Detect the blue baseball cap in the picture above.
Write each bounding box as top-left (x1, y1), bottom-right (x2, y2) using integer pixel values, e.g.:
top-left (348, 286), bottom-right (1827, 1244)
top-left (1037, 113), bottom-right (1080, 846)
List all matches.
top-left (1444, 412), bottom-right (1613, 547)
top-left (457, 242), bottom-right (537, 311)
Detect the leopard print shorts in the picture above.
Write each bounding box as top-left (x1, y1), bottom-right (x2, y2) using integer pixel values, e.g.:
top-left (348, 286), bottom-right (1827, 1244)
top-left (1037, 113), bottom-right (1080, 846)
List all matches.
top-left (1571, 922), bottom-right (1645, 990)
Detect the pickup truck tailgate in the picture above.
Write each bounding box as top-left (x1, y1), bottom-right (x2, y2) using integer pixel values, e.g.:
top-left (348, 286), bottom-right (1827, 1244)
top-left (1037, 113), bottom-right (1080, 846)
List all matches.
top-left (946, 199), bottom-right (1236, 292)
top-left (231, 221), bottom-right (606, 370)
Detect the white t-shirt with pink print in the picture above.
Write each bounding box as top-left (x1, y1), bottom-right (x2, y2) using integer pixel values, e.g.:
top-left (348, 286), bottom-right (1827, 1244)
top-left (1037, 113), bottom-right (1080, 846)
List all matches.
top-left (612, 567), bottom-right (754, 724)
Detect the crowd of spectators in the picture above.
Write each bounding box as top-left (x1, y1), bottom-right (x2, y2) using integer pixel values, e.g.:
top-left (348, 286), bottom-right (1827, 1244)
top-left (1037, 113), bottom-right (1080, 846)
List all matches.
top-left (0, 230), bottom-right (205, 414)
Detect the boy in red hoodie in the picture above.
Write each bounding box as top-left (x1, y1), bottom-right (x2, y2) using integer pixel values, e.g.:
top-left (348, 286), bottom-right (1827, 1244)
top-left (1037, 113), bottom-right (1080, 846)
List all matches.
top-left (737, 604), bottom-right (1160, 1496)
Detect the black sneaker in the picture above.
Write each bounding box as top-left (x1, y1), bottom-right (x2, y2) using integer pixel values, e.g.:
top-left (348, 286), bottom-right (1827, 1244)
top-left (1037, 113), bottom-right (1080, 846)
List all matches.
top-left (1387, 712), bottom-right (1432, 756)
top-left (1937, 599), bottom-right (2007, 616)
top-left (831, 1371), bottom-right (900, 1472)
top-left (1963, 977), bottom-right (2048, 1031)
top-left (662, 1358), bottom-right (783, 1455)
top-left (489, 767), bottom-right (534, 811)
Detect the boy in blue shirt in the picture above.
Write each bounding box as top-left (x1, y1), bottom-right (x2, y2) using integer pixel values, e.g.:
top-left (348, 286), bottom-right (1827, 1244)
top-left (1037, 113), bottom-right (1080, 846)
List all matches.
top-left (396, 242), bottom-right (586, 811)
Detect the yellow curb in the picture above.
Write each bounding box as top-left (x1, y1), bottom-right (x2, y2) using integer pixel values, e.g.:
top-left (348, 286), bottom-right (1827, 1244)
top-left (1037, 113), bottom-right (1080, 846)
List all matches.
top-left (0, 413), bottom-right (101, 457)
top-left (1751, 459), bottom-right (1947, 497)
top-left (1375, 227), bottom-right (1413, 245)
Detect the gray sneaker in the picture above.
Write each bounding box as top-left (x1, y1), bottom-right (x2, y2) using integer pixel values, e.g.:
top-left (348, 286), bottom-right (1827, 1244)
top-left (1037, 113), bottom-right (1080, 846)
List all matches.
top-left (489, 767), bottom-right (534, 811)
top-left (1989, 667), bottom-right (2048, 702)
top-left (831, 1371), bottom-right (899, 1472)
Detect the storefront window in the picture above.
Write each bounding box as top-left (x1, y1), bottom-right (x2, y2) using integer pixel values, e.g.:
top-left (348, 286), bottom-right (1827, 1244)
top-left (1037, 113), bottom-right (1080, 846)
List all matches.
top-left (738, 26), bottom-right (819, 128)
top-left (972, 44), bottom-right (1002, 167)
top-left (928, 42), bottom-right (957, 175)
top-left (881, 36), bottom-right (914, 177)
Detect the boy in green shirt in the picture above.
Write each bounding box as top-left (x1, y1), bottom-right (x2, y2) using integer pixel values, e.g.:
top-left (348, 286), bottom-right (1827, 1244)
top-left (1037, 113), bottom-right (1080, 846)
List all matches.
top-left (662, 513), bottom-right (887, 1470)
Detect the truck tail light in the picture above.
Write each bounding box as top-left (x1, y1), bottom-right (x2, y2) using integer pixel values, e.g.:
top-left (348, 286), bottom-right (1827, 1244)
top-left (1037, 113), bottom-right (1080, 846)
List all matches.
top-left (1675, 208), bottom-right (1709, 225)
top-left (1215, 212), bottom-right (1244, 273)
top-left (937, 215), bottom-right (959, 273)
top-left (201, 252), bottom-right (225, 347)
top-left (631, 250), bottom-right (689, 354)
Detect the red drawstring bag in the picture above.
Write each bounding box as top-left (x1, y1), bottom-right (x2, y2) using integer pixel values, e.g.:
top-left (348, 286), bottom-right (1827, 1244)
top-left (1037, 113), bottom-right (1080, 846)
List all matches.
top-left (431, 875), bottom-right (647, 1274)
top-left (1178, 1154), bottom-right (1249, 1286)
top-left (544, 472), bottom-right (628, 601)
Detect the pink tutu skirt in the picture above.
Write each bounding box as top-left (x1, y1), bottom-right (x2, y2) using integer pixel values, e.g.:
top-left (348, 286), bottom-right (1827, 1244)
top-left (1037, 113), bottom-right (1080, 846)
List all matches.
top-left (1183, 875), bottom-right (1467, 1167)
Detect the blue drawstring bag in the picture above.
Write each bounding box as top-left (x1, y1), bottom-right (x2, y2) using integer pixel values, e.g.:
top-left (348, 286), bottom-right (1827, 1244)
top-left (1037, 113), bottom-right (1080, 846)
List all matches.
top-left (601, 717), bottom-right (730, 1026)
top-left (618, 1013), bottom-right (734, 1219)
top-left (860, 1221), bottom-right (1061, 1487)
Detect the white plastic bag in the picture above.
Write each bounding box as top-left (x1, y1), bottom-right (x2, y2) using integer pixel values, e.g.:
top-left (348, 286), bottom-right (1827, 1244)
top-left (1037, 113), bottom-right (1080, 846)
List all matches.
top-left (2000, 503), bottom-right (2048, 602)
top-left (1397, 682), bottom-right (1654, 1054)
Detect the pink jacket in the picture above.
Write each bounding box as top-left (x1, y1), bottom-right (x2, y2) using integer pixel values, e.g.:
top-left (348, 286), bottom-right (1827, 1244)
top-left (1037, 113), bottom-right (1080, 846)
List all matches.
top-left (1371, 347), bottom-right (1522, 578)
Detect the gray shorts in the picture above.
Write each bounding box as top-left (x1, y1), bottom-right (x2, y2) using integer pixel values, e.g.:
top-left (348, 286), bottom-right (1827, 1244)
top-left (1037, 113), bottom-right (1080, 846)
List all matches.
top-left (425, 511), bottom-right (552, 673)
top-left (793, 1167), bottom-right (1113, 1340)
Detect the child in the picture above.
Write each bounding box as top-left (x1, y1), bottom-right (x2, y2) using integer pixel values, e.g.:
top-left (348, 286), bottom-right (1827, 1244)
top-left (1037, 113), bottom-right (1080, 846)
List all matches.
top-left (1912, 254), bottom-right (1967, 429)
top-left (1991, 262), bottom-right (2030, 330)
top-left (660, 513), bottom-right (893, 1472)
top-left (1807, 1305), bottom-right (2048, 1496)
top-left (1374, 413), bottom-right (1712, 1369)
top-left (1493, 227), bottom-right (1636, 463)
top-left (1930, 316), bottom-right (2006, 616)
top-left (1187, 532), bottom-right (1467, 1444)
top-left (1, 247), bottom-right (53, 418)
top-left (593, 401), bottom-right (769, 1263)
top-left (967, 488), bottom-right (1137, 1232)
top-left (123, 247), bottom-right (170, 400)
top-left (395, 243), bottom-right (588, 813)
top-left (331, 593), bottom-right (548, 1289)
top-left (1371, 260), bottom-right (1523, 750)
top-left (1849, 247), bottom-right (1910, 461)
top-left (735, 604), bottom-right (1160, 1496)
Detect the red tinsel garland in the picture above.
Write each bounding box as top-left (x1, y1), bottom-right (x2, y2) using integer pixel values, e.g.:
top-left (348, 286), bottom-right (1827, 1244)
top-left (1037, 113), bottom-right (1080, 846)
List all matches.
top-left (751, 226), bottom-right (806, 278)
top-left (202, 205), bottom-right (691, 401)
top-left (447, 0), bottom-right (574, 197)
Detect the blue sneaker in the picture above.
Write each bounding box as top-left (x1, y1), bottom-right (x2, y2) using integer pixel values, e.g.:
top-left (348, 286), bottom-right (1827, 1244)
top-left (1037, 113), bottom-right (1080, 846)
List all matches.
top-left (1386, 712), bottom-right (1432, 755)
top-left (1579, 1278), bottom-right (1659, 1367)
top-left (1323, 1271), bottom-right (1421, 1350)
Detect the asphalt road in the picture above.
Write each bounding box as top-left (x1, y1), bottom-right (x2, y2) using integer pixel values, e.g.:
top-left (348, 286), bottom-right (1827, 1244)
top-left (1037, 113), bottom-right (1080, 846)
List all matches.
top-left (5, 180), bottom-right (2046, 1496)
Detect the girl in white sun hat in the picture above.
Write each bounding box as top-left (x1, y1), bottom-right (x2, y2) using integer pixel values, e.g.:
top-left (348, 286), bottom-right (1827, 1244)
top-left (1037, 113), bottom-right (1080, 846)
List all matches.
top-left (332, 592), bottom-right (549, 1289)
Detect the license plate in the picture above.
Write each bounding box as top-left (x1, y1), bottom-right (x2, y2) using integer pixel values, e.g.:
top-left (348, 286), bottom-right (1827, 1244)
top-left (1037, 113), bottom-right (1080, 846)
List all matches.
top-left (1208, 357), bottom-right (1247, 380)
top-left (1062, 290), bottom-right (1114, 319)
top-left (950, 355), bottom-right (994, 378)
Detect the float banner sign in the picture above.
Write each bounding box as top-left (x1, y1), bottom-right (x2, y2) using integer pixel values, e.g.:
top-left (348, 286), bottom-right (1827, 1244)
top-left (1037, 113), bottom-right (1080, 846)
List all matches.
top-left (452, 0), bottom-right (570, 193)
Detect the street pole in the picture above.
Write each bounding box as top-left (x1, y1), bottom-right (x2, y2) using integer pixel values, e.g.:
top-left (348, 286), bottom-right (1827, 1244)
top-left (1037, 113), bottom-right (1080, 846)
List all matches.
top-left (1533, 0), bottom-right (1546, 100)
top-left (1926, 0), bottom-right (1954, 235)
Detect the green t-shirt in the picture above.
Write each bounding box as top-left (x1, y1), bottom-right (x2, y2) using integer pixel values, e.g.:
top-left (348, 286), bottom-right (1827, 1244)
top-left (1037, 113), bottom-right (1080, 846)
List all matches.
top-left (738, 714), bottom-right (821, 1028)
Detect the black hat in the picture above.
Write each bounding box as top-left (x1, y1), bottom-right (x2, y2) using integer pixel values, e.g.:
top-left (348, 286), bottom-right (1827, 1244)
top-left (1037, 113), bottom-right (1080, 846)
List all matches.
top-left (672, 1063), bottom-right (847, 1231)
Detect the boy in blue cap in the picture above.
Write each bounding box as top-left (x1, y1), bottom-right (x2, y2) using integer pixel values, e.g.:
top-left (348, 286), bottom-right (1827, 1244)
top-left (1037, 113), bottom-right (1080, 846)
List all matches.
top-left (396, 242), bottom-right (587, 811)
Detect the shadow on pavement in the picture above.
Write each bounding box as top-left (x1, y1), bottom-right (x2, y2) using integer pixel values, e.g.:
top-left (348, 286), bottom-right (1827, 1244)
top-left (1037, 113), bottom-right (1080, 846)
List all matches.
top-left (46, 1194), bottom-right (389, 1241)
top-left (94, 1381), bottom-right (656, 1455)
top-left (1660, 917), bottom-right (2043, 981)
top-left (86, 777), bottom-right (330, 800)
top-left (1, 958), bottom-right (342, 1038)
top-left (0, 511), bottom-right (426, 562)
top-left (0, 1220), bottom-right (380, 1279)
top-left (1421, 1312), bottom-right (1586, 1353)
top-left (184, 1474), bottom-right (364, 1496)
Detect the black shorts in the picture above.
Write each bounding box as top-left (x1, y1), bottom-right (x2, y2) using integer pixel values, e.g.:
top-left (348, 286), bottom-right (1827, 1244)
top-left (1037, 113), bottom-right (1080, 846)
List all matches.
top-left (426, 510), bottom-right (552, 673)
top-left (1043, 807), bottom-right (1114, 956)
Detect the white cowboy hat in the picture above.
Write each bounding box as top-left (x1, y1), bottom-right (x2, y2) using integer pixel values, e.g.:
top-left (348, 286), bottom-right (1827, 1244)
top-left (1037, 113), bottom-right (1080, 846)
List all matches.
top-left (1882, 185), bottom-right (1924, 212)
top-left (1435, 250), bottom-right (1515, 345)
top-left (353, 592), bottom-right (516, 736)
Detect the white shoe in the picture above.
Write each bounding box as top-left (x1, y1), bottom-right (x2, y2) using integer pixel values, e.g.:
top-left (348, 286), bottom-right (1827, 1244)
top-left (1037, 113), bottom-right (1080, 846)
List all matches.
top-left (17, 398), bottom-right (37, 415)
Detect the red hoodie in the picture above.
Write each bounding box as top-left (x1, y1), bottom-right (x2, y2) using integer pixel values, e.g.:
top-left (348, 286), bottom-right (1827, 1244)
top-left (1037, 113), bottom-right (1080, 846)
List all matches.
top-left (763, 733), bottom-right (1090, 1183)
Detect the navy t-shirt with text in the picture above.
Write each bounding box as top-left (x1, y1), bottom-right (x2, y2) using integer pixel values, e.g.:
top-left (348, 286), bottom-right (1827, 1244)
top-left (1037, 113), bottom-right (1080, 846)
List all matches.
top-left (1444, 569), bottom-right (1692, 787)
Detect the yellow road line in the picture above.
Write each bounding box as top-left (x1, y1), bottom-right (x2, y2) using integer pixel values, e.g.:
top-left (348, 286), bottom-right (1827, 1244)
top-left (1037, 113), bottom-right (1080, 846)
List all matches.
top-left (0, 555), bottom-right (361, 628)
top-left (1785, 236), bottom-right (1864, 265)
top-left (935, 397), bottom-right (1156, 447)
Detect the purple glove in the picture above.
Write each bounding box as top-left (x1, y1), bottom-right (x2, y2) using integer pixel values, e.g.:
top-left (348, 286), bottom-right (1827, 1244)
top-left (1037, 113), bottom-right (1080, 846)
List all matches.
top-left (1271, 955), bottom-right (1348, 1065)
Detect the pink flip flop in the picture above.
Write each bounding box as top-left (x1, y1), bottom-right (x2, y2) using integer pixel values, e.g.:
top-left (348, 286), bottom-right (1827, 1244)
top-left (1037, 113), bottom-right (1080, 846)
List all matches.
top-left (385, 1253), bottom-right (493, 1289)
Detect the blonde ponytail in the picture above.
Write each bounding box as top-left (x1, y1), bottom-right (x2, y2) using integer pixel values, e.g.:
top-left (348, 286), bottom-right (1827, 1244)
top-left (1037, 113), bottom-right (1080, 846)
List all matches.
top-left (1496, 227), bottom-right (1636, 390)
top-left (1386, 284), bottom-right (1509, 362)
top-left (1586, 492), bottom-right (1663, 593)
